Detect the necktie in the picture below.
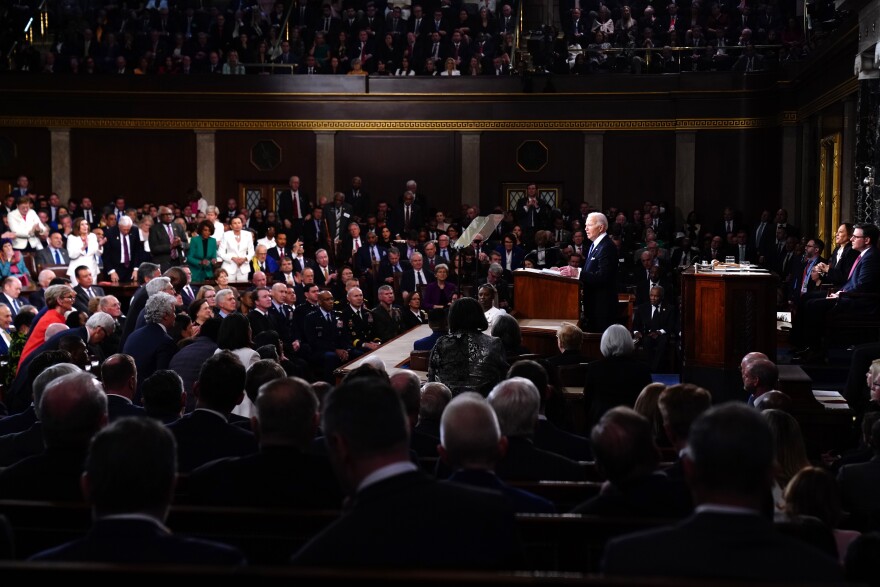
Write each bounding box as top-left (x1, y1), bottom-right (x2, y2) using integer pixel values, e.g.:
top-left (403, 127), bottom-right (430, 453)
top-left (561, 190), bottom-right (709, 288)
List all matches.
top-left (405, 206), bottom-right (411, 228)
top-left (278, 247), bottom-right (284, 258)
top-left (416, 271), bottom-right (422, 285)
top-left (326, 312), bottom-right (333, 325)
top-left (54, 248), bottom-right (62, 264)
top-left (166, 224), bottom-right (177, 259)
top-left (123, 235), bottom-right (130, 265)
top-left (185, 285), bottom-right (193, 299)
top-left (87, 288), bottom-right (93, 299)
top-left (394, 265), bottom-right (400, 273)
top-left (371, 247), bottom-right (378, 261)
top-left (726, 221), bottom-right (731, 233)
top-left (587, 242), bottom-right (595, 260)
top-left (294, 192), bottom-right (302, 219)
top-left (652, 305), bottom-right (657, 319)
top-left (323, 266), bottom-right (329, 280)
top-left (757, 223), bottom-right (764, 243)
top-left (354, 238), bottom-right (360, 252)
top-left (848, 254), bottom-right (862, 281)
top-left (12, 298), bottom-right (19, 314)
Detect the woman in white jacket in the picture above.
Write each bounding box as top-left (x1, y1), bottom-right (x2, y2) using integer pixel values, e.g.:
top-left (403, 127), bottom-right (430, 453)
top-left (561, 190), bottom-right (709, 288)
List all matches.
top-left (218, 217), bottom-right (254, 282)
top-left (66, 217), bottom-right (102, 281)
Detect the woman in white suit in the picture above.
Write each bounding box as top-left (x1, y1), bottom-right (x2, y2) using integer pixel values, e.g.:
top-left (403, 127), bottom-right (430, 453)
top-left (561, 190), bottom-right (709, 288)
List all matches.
top-left (218, 217), bottom-right (254, 282)
top-left (4, 196), bottom-right (47, 251)
top-left (66, 217), bottom-right (102, 281)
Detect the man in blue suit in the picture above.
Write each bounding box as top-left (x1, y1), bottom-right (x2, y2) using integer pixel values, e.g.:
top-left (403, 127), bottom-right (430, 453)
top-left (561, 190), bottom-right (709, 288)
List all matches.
top-left (795, 223), bottom-right (880, 363)
top-left (123, 293), bottom-right (179, 394)
top-left (575, 212), bottom-right (620, 333)
top-left (30, 417), bottom-right (246, 565)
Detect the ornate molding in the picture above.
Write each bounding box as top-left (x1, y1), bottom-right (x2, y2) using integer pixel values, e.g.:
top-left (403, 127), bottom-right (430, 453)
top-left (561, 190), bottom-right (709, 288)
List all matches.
top-left (0, 116), bottom-right (781, 132)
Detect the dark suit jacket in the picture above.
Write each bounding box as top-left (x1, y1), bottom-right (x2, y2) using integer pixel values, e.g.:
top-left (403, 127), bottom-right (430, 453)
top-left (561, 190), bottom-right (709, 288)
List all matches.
top-left (602, 511), bottom-right (843, 582)
top-left (572, 471), bottom-right (692, 517)
top-left (390, 204), bottom-right (425, 237)
top-left (583, 355), bottom-right (653, 430)
top-left (0, 446), bottom-right (89, 501)
top-left (102, 226), bottom-right (144, 282)
top-left (118, 285), bottom-right (147, 351)
top-left (30, 518), bottom-right (246, 565)
top-left (122, 323), bottom-right (178, 392)
top-left (837, 456), bottom-right (880, 517)
top-left (35, 246), bottom-right (70, 268)
top-left (72, 284), bottom-right (105, 314)
top-left (534, 418), bottom-right (592, 461)
top-left (167, 409), bottom-right (258, 473)
top-left (0, 405), bottom-right (36, 436)
top-left (413, 330), bottom-right (443, 351)
top-left (400, 267), bottom-right (435, 295)
top-left (825, 244), bottom-right (860, 287)
top-left (167, 337), bottom-right (218, 413)
top-left (580, 235), bottom-right (620, 332)
top-left (186, 445), bottom-right (343, 508)
top-left (448, 469), bottom-right (555, 514)
top-left (277, 189), bottom-right (312, 223)
top-left (28, 288), bottom-right (46, 310)
top-left (148, 221), bottom-right (189, 269)
top-left (840, 247), bottom-right (880, 300)
top-left (247, 308), bottom-right (274, 339)
top-left (291, 470), bottom-right (523, 569)
top-left (106, 394), bottom-right (146, 422)
top-left (354, 244), bottom-right (387, 274)
top-left (0, 422), bottom-right (44, 466)
top-left (494, 436), bottom-right (586, 482)
top-left (632, 302), bottom-right (676, 336)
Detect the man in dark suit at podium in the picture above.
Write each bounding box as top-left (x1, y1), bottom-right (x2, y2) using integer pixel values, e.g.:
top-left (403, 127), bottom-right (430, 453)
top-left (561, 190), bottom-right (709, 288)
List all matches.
top-left (576, 212), bottom-right (619, 333)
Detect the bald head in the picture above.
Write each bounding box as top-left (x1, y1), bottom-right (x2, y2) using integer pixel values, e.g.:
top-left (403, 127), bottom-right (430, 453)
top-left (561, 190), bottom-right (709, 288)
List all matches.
top-left (40, 371), bottom-right (108, 450)
top-left (420, 382), bottom-right (453, 422)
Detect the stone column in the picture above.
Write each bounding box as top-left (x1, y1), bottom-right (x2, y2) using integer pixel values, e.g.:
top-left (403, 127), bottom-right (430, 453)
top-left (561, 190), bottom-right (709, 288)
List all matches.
top-left (460, 132), bottom-right (481, 208)
top-left (315, 131), bottom-right (336, 200)
top-left (49, 128), bottom-right (71, 199)
top-left (583, 132), bottom-right (603, 208)
top-left (675, 131), bottom-right (696, 220)
top-left (195, 130), bottom-right (216, 205)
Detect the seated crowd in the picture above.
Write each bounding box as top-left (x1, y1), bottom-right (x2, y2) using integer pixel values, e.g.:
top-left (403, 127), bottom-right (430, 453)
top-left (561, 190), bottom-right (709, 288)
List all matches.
top-left (5, 0), bottom-right (839, 76)
top-left (0, 174), bottom-right (877, 580)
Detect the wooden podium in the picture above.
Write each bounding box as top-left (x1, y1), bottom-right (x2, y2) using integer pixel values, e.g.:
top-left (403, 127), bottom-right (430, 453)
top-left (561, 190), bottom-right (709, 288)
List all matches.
top-left (680, 267), bottom-right (777, 403)
top-left (513, 270), bottom-right (580, 320)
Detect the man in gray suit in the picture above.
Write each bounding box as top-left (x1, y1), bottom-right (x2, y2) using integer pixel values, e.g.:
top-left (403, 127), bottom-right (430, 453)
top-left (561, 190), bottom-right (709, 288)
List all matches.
top-left (35, 232), bottom-right (70, 268)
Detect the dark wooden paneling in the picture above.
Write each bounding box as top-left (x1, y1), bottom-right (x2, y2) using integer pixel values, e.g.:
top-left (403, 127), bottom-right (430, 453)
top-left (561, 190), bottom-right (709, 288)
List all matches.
top-left (215, 131), bottom-right (316, 205)
top-left (693, 129), bottom-right (781, 228)
top-left (70, 130), bottom-right (196, 208)
top-left (334, 132), bottom-right (457, 217)
top-left (602, 132), bottom-right (676, 215)
top-left (0, 128), bottom-right (51, 195)
top-left (479, 132), bottom-right (584, 213)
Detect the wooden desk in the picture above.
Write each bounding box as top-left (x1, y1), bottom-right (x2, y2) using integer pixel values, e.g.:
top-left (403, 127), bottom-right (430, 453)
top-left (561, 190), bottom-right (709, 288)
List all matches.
top-left (680, 267), bottom-right (776, 403)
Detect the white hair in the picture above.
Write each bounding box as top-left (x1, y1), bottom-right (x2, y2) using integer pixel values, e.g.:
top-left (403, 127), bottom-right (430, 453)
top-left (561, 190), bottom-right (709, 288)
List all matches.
top-left (600, 323), bottom-right (635, 358)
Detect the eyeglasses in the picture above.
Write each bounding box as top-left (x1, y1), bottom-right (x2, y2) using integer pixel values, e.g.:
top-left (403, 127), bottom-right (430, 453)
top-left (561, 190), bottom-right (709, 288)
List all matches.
top-left (853, 235), bottom-right (865, 239)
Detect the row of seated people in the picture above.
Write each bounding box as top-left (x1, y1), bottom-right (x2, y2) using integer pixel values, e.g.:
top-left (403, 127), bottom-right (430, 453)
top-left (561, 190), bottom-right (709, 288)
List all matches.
top-left (0, 332), bottom-right (873, 581)
top-left (10, 0), bottom-right (837, 77)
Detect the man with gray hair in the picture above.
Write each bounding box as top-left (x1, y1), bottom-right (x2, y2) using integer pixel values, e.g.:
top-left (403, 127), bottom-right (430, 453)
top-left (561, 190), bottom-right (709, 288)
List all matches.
top-left (0, 371), bottom-right (108, 501)
top-left (441, 393), bottom-right (555, 513)
top-left (215, 288), bottom-right (238, 318)
top-left (104, 214), bottom-right (144, 284)
top-left (401, 251), bottom-right (435, 300)
top-left (0, 362), bottom-right (81, 467)
top-left (187, 377), bottom-right (342, 508)
top-left (118, 262), bottom-right (163, 350)
top-left (487, 377), bottom-right (585, 482)
top-left (562, 211), bottom-right (619, 332)
top-left (416, 382), bottom-right (452, 439)
top-left (123, 293), bottom-right (178, 393)
top-left (742, 357), bottom-right (779, 407)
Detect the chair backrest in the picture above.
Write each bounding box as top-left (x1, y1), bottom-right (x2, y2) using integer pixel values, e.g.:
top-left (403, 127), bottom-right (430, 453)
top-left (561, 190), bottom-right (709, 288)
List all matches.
top-left (556, 363), bottom-right (588, 387)
top-left (22, 253), bottom-right (37, 279)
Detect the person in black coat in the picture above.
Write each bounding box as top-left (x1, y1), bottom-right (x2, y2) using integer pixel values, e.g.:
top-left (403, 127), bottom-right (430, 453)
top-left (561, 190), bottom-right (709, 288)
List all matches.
top-left (121, 293), bottom-right (179, 395)
top-left (186, 377), bottom-right (342, 509)
top-left (579, 213), bottom-right (620, 333)
top-left (102, 217), bottom-right (144, 284)
top-left (167, 351), bottom-right (258, 472)
top-left (632, 285), bottom-right (677, 373)
top-left (277, 175), bottom-right (313, 232)
top-left (583, 324), bottom-right (653, 431)
top-left (602, 404), bottom-right (843, 583)
top-left (291, 377), bottom-right (523, 569)
top-left (30, 417), bottom-right (246, 566)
